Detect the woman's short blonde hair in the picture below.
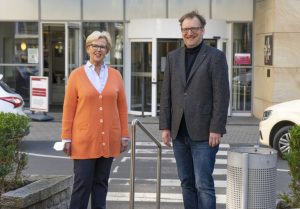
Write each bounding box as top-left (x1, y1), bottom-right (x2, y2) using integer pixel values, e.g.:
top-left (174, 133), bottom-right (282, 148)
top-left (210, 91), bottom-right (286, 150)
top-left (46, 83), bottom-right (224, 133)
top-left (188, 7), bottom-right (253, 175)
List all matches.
top-left (85, 31), bottom-right (112, 52)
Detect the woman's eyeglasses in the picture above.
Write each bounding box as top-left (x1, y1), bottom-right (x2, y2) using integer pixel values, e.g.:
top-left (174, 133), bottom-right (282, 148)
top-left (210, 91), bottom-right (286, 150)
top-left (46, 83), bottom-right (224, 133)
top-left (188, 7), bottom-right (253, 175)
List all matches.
top-left (90, 44), bottom-right (107, 51)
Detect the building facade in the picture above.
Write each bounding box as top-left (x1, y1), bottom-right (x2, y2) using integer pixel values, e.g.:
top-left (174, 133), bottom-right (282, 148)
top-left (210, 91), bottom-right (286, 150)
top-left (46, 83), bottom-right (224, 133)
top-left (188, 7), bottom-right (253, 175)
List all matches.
top-left (0, 0), bottom-right (297, 118)
top-left (253, 0), bottom-right (300, 118)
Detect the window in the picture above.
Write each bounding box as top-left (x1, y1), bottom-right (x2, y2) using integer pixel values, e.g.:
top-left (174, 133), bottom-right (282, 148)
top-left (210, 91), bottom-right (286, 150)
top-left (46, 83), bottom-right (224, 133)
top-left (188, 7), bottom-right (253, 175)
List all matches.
top-left (232, 23), bottom-right (253, 112)
top-left (0, 22), bottom-right (39, 104)
top-left (0, 22), bottom-right (39, 64)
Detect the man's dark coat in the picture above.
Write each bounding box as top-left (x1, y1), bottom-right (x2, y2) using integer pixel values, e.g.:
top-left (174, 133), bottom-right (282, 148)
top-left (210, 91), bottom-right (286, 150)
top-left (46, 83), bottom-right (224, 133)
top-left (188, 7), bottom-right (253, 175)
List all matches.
top-left (159, 43), bottom-right (230, 141)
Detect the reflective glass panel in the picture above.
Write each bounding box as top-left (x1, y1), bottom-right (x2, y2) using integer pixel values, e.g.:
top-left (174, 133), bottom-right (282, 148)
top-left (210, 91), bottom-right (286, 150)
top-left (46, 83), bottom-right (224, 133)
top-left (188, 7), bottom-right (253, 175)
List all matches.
top-left (0, 22), bottom-right (39, 64)
top-left (131, 42), bottom-right (152, 113)
top-left (157, 39), bottom-right (183, 114)
top-left (232, 23), bottom-right (253, 112)
top-left (232, 23), bottom-right (252, 66)
top-left (68, 25), bottom-right (80, 74)
top-left (42, 24), bottom-right (65, 105)
top-left (232, 67), bottom-right (252, 111)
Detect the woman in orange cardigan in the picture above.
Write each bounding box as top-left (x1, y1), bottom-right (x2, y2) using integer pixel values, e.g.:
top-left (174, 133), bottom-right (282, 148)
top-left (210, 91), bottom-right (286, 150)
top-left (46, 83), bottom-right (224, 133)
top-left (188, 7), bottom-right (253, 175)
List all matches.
top-left (61, 30), bottom-right (129, 209)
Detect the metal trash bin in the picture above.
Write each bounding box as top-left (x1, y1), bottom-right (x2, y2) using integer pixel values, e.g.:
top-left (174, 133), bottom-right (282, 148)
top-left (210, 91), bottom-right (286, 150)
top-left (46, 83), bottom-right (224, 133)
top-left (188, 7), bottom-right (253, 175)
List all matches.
top-left (226, 147), bottom-right (277, 209)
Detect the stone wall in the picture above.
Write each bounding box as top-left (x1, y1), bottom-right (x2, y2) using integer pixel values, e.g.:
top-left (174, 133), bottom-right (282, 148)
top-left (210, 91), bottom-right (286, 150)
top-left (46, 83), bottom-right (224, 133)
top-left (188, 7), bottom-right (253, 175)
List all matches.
top-left (253, 0), bottom-right (300, 118)
top-left (0, 175), bottom-right (72, 209)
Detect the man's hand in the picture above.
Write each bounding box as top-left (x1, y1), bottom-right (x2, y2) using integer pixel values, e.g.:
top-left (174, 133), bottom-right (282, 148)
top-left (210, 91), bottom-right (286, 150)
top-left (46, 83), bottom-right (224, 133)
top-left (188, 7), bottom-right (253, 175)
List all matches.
top-left (162, 129), bottom-right (172, 147)
top-left (63, 142), bottom-right (71, 156)
top-left (209, 132), bottom-right (221, 147)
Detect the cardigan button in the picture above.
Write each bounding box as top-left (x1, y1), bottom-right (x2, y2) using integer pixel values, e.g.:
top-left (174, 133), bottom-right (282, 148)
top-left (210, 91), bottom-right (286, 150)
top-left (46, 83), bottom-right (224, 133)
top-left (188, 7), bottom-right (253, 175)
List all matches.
top-left (102, 131), bottom-right (105, 135)
top-left (102, 142), bottom-right (106, 146)
top-left (100, 119), bottom-right (103, 123)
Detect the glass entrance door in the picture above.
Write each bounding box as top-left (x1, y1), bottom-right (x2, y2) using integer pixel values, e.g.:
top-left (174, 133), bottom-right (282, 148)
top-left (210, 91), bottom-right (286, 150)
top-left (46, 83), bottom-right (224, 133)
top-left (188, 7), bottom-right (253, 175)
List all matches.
top-left (43, 23), bottom-right (65, 105)
top-left (231, 23), bottom-right (253, 115)
top-left (42, 22), bottom-right (81, 107)
top-left (130, 42), bottom-right (152, 115)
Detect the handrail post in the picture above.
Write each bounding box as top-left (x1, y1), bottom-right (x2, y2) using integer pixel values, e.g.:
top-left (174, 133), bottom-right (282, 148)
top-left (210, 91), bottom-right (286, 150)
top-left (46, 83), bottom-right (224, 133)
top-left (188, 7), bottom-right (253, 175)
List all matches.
top-left (129, 119), bottom-right (137, 209)
top-left (129, 119), bottom-right (162, 209)
top-left (156, 146), bottom-right (161, 209)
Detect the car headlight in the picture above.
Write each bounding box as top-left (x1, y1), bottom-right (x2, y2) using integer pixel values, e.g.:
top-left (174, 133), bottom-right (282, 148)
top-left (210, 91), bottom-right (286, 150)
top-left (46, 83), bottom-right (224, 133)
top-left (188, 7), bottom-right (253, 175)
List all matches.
top-left (262, 110), bottom-right (272, 120)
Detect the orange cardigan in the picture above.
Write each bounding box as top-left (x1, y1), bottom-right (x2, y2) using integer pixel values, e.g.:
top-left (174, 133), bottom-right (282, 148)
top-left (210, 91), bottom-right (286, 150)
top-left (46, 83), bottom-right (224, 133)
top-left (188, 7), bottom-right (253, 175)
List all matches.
top-left (61, 66), bottom-right (129, 159)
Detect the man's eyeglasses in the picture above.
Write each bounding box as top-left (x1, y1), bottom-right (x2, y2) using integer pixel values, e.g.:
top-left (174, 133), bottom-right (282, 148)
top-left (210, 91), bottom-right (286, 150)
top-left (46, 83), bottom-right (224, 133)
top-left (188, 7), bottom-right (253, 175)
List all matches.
top-left (90, 44), bottom-right (107, 51)
top-left (181, 27), bottom-right (202, 34)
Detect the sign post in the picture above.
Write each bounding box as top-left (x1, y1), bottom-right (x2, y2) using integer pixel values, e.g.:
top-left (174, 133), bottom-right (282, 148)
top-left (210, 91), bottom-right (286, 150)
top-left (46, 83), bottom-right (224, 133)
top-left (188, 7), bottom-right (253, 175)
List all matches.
top-left (29, 76), bottom-right (53, 121)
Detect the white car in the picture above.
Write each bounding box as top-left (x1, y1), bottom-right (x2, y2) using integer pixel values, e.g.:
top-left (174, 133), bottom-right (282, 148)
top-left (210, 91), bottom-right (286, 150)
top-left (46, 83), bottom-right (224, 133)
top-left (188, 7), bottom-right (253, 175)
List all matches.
top-left (0, 74), bottom-right (26, 116)
top-left (259, 100), bottom-right (300, 158)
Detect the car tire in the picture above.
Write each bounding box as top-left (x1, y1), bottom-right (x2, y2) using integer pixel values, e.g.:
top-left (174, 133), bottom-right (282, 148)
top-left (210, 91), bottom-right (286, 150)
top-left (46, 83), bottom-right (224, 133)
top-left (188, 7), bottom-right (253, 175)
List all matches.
top-left (273, 126), bottom-right (292, 159)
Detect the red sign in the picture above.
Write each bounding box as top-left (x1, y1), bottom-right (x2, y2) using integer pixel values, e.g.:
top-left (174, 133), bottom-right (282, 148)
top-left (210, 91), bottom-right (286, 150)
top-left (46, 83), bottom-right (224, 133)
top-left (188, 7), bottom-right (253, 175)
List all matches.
top-left (32, 88), bottom-right (46, 96)
top-left (234, 53), bottom-right (251, 65)
top-left (30, 76), bottom-right (49, 112)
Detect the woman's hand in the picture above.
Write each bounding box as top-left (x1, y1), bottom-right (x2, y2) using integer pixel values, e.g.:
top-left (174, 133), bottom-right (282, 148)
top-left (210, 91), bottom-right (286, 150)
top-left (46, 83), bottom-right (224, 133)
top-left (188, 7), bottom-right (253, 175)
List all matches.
top-left (63, 142), bottom-right (71, 156)
top-left (120, 138), bottom-right (129, 153)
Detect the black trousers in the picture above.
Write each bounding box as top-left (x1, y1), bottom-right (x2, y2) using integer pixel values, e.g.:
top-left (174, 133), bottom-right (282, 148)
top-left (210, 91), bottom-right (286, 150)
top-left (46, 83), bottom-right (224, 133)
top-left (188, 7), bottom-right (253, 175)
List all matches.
top-left (69, 157), bottom-right (114, 209)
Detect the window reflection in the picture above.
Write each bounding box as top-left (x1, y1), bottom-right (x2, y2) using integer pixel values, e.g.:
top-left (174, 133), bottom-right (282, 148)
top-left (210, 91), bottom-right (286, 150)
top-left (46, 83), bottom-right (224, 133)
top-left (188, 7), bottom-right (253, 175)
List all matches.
top-left (131, 42), bottom-right (152, 113)
top-left (0, 22), bottom-right (39, 105)
top-left (232, 23), bottom-right (253, 112)
top-left (232, 68), bottom-right (252, 111)
top-left (0, 22), bottom-right (39, 64)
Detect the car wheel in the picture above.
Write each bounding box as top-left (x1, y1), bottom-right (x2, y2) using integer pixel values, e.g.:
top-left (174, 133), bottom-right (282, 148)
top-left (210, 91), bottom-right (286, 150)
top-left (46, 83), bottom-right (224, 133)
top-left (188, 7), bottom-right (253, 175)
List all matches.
top-left (273, 126), bottom-right (292, 159)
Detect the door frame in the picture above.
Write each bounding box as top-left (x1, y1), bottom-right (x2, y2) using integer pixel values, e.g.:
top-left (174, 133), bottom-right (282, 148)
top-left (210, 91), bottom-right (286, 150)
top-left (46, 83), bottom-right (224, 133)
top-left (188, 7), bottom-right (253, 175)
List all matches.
top-left (128, 38), bottom-right (155, 116)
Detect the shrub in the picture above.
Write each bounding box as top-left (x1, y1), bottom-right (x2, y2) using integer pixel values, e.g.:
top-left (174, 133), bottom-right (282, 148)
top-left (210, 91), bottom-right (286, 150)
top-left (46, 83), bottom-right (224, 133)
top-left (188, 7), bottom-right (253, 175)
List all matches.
top-left (0, 112), bottom-right (30, 195)
top-left (279, 124), bottom-right (300, 208)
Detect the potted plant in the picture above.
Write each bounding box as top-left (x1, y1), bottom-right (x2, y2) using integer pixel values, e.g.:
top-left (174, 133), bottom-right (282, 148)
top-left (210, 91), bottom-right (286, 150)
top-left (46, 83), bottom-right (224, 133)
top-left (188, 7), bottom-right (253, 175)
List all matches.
top-left (277, 125), bottom-right (300, 209)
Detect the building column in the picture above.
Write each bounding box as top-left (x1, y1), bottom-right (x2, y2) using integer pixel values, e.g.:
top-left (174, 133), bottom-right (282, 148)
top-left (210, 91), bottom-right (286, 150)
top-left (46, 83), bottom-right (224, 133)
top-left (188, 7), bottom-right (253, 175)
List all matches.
top-left (253, 0), bottom-right (300, 118)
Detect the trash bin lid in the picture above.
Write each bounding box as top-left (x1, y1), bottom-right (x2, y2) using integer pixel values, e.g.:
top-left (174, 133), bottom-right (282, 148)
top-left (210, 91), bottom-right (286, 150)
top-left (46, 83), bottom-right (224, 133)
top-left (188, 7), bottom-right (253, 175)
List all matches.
top-left (229, 146), bottom-right (277, 155)
top-left (227, 146), bottom-right (277, 169)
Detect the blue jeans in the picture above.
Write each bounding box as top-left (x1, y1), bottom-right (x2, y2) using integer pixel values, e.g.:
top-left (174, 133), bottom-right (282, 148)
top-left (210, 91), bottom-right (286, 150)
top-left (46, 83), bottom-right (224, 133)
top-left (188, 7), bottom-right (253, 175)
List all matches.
top-left (173, 136), bottom-right (219, 209)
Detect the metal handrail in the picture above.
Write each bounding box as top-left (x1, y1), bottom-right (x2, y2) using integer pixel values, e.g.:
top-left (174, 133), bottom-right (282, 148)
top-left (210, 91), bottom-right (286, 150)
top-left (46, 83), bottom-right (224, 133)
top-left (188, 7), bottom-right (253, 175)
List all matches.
top-left (129, 119), bottom-right (162, 209)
